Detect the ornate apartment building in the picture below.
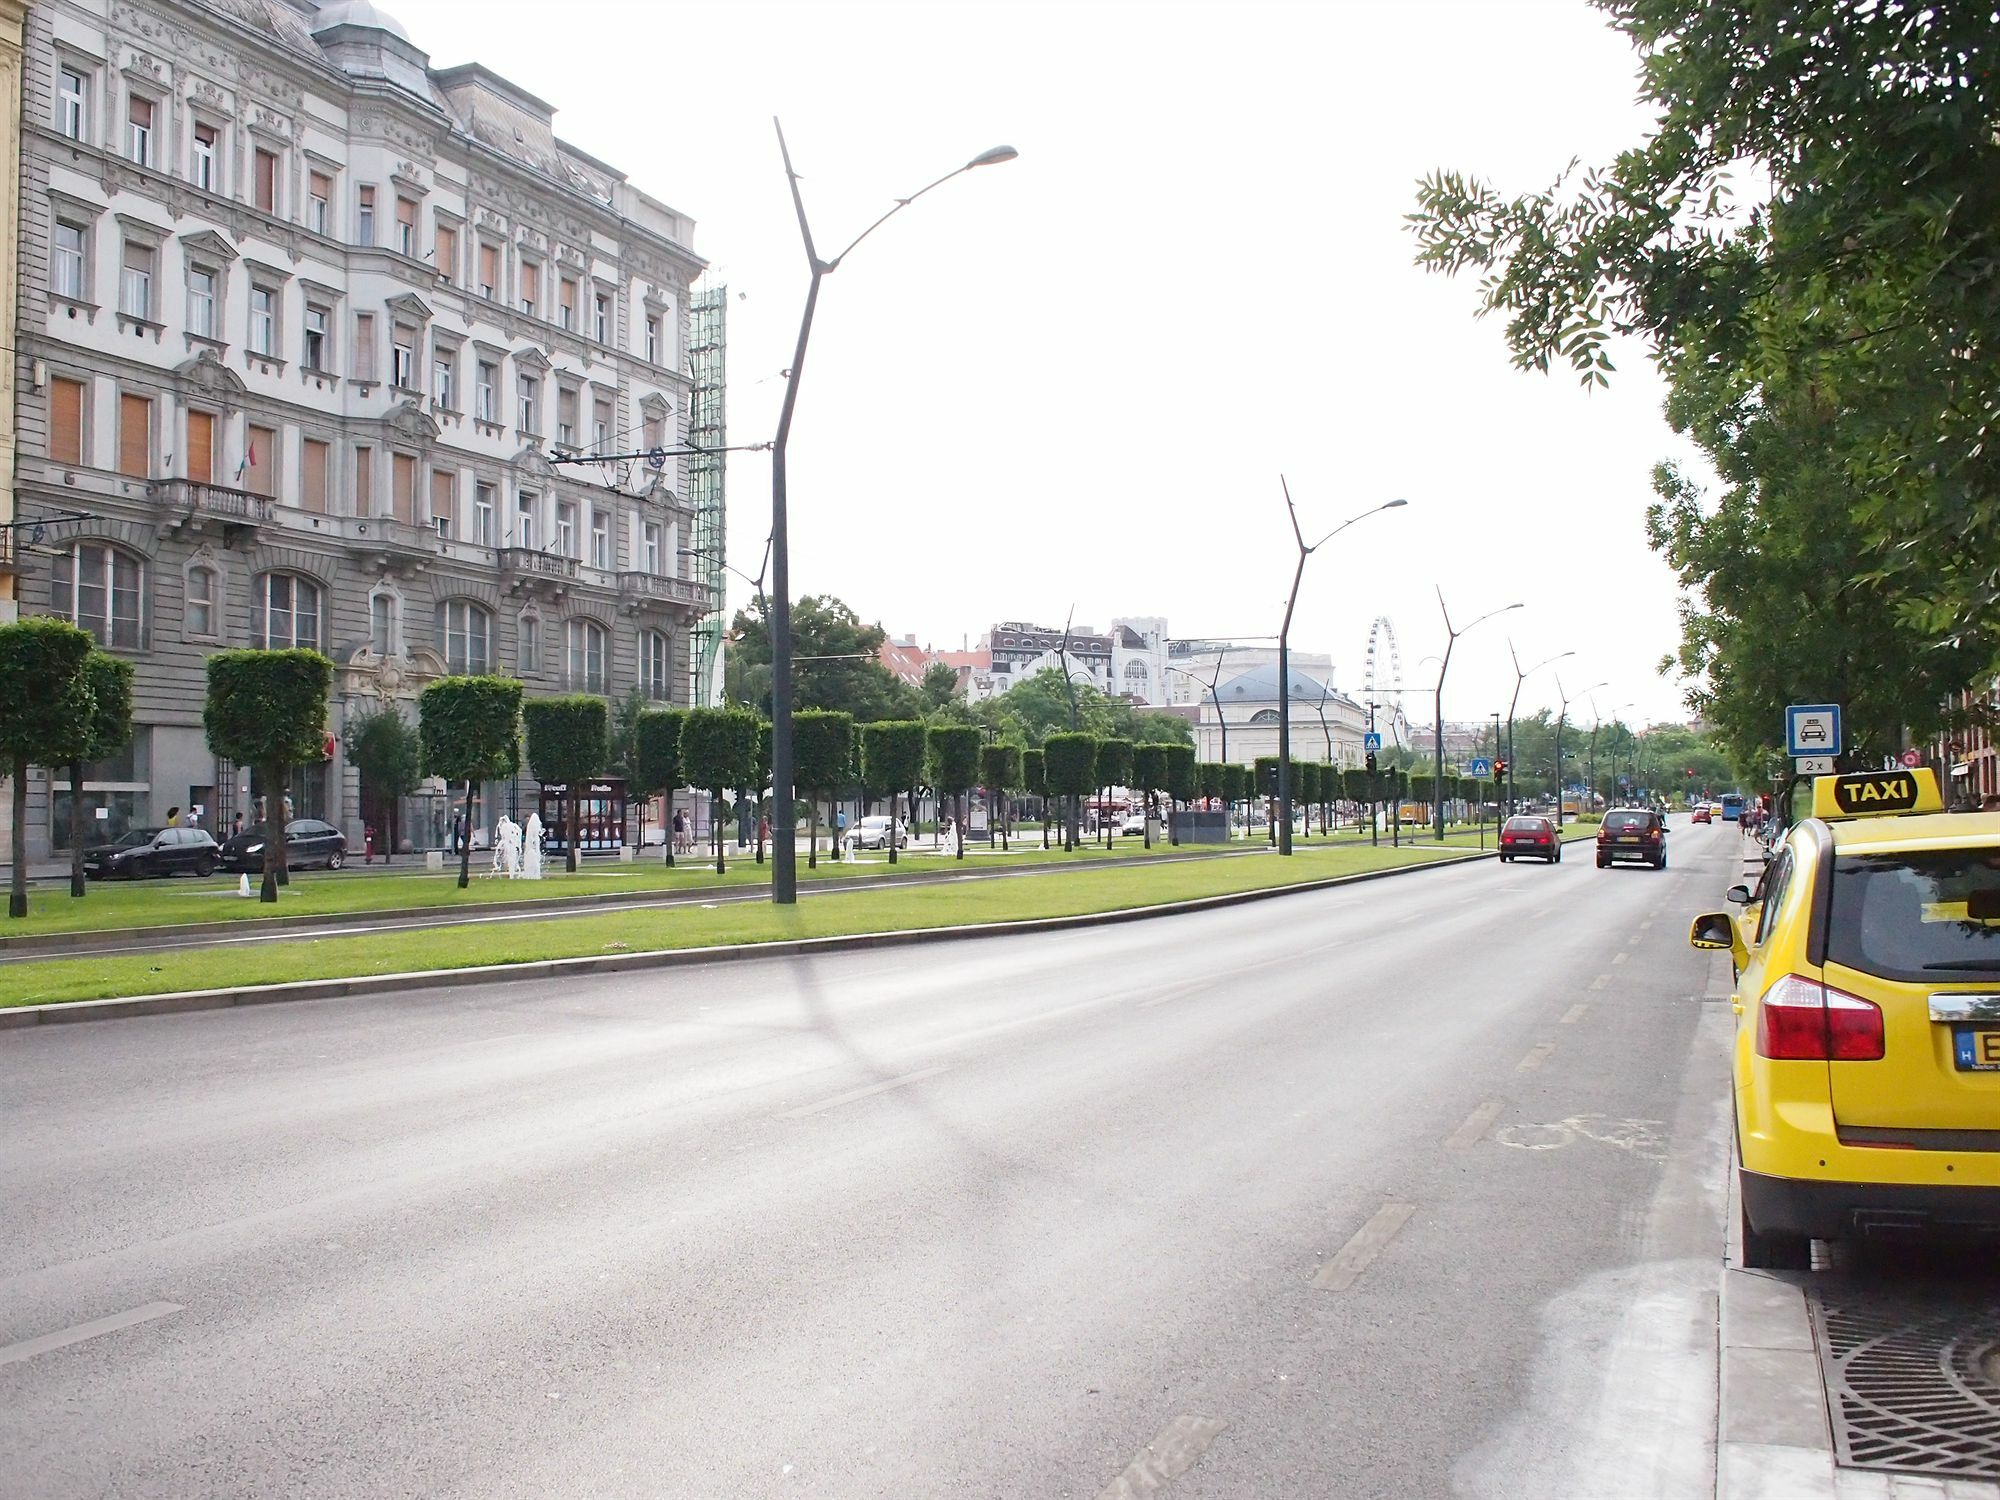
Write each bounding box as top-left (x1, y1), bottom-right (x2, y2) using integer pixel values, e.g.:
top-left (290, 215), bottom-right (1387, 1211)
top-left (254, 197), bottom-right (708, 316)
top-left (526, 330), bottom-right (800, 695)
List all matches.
top-left (10, 0), bottom-right (712, 858)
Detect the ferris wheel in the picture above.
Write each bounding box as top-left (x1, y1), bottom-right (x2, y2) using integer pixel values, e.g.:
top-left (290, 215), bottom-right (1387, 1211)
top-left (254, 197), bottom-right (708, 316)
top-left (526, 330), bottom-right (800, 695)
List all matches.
top-left (1362, 616), bottom-right (1414, 742)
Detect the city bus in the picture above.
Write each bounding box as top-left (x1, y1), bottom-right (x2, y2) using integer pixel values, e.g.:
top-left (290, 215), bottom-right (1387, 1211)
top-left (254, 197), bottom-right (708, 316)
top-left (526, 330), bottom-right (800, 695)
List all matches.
top-left (1719, 793), bottom-right (1745, 822)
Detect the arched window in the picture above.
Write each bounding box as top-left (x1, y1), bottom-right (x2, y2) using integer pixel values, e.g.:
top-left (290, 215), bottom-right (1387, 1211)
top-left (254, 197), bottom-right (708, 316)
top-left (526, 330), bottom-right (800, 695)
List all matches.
top-left (566, 618), bottom-right (605, 693)
top-left (437, 600), bottom-right (491, 676)
top-left (642, 629), bottom-right (671, 700)
top-left (51, 541), bottom-right (144, 648)
top-left (258, 572), bottom-right (321, 649)
top-left (1123, 660), bottom-right (1148, 695)
top-left (1249, 708), bottom-right (1280, 725)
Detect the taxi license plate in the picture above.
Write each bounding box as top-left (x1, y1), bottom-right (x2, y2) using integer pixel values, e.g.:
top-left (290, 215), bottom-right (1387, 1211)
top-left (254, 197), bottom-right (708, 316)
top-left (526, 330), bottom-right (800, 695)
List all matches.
top-left (1618, 835), bottom-right (1641, 843)
top-left (1954, 1028), bottom-right (2000, 1072)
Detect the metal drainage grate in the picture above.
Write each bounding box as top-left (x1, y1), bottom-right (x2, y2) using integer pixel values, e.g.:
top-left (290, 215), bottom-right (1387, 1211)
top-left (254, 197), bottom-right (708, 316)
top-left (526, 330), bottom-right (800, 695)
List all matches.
top-left (1808, 1284), bottom-right (2000, 1478)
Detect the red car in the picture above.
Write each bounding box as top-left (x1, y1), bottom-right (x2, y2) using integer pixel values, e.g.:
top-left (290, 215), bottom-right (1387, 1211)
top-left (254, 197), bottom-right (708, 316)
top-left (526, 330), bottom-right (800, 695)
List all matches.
top-left (1500, 814), bottom-right (1560, 863)
top-left (1692, 805), bottom-right (1712, 824)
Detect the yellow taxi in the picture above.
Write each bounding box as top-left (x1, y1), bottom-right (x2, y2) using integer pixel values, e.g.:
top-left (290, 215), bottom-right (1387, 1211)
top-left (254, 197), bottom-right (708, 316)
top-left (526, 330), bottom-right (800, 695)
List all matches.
top-left (1689, 768), bottom-right (2000, 1267)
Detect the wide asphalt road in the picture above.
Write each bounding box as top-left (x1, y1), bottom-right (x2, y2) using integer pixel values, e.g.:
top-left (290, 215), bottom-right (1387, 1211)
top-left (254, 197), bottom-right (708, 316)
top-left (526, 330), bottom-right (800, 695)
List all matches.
top-left (0, 817), bottom-right (1753, 1498)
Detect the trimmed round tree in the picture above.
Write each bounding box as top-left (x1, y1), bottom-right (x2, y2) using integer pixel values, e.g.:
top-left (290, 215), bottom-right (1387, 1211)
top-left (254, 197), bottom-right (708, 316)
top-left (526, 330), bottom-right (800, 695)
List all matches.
top-left (419, 676), bottom-right (523, 888)
top-left (344, 701), bottom-right (423, 867)
top-left (1294, 759), bottom-right (1320, 838)
top-left (926, 724), bottom-right (982, 860)
top-left (1129, 742), bottom-right (1167, 849)
top-left (633, 706), bottom-right (689, 867)
top-left (1163, 744), bottom-right (1196, 846)
top-left (859, 719), bottom-right (926, 866)
top-left (979, 742), bottom-right (1020, 853)
top-left (1094, 737), bottom-right (1134, 848)
top-left (1042, 732), bottom-right (1098, 852)
top-left (64, 652), bottom-right (135, 898)
top-left (793, 709), bottom-right (854, 870)
top-left (1224, 762), bottom-right (1254, 835)
top-left (1020, 746), bottom-right (1047, 849)
top-left (522, 694), bottom-right (609, 874)
top-left (1253, 755), bottom-right (1281, 843)
top-left (1197, 761), bottom-right (1227, 804)
top-left (0, 618), bottom-right (95, 917)
top-left (680, 706), bottom-right (761, 875)
top-left (204, 648), bottom-right (333, 903)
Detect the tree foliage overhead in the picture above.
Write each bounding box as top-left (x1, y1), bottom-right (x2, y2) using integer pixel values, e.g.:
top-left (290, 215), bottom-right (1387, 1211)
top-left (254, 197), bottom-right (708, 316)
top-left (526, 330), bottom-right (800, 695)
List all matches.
top-left (632, 706), bottom-right (690, 799)
top-left (1410, 0), bottom-right (2000, 714)
top-left (728, 595), bottom-right (920, 723)
top-left (792, 709), bottom-right (856, 794)
top-left (859, 720), bottom-right (927, 798)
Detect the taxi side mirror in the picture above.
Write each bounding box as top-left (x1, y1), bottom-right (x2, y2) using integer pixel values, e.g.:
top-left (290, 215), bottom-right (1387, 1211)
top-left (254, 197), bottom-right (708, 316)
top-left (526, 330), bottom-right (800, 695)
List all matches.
top-left (1689, 912), bottom-right (1735, 951)
top-left (1725, 884), bottom-right (1751, 904)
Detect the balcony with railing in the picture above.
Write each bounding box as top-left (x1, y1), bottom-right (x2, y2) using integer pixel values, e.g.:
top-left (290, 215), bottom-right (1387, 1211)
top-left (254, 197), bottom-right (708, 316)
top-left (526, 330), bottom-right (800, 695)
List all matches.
top-left (617, 571), bottom-right (711, 611)
top-left (500, 547), bottom-right (580, 580)
top-left (149, 479), bottom-right (274, 526)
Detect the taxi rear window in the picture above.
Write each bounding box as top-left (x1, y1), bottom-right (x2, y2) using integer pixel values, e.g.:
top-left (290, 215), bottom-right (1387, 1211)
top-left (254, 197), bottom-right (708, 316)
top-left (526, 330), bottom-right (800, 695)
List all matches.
top-left (1825, 849), bottom-right (2000, 981)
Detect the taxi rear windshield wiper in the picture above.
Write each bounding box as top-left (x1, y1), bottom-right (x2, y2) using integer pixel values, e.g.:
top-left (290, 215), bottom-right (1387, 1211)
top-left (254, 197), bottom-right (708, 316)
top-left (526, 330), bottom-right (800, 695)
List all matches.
top-left (1919, 958), bottom-right (2000, 971)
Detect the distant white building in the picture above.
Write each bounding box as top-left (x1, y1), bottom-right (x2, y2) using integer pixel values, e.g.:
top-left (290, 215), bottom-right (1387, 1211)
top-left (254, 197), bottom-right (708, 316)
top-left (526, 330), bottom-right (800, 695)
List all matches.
top-left (1167, 639), bottom-right (1335, 712)
top-left (1196, 665), bottom-right (1367, 768)
top-left (979, 614), bottom-right (1173, 703)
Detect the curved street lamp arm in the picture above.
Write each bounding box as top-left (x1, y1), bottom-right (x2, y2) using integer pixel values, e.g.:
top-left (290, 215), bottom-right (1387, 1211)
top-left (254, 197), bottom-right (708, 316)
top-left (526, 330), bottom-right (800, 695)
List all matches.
top-left (773, 118), bottom-right (823, 272)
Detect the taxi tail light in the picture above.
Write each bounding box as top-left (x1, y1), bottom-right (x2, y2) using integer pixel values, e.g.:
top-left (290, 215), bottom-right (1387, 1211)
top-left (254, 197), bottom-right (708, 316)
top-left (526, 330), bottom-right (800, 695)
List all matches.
top-left (1755, 974), bottom-right (1885, 1061)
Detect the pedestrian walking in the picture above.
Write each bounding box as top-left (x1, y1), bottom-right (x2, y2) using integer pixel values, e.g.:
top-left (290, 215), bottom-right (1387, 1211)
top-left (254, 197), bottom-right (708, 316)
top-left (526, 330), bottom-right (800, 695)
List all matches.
top-left (672, 809), bottom-right (688, 853)
top-left (165, 805), bottom-right (181, 827)
top-left (834, 807), bottom-right (847, 856)
top-left (231, 813), bottom-right (243, 839)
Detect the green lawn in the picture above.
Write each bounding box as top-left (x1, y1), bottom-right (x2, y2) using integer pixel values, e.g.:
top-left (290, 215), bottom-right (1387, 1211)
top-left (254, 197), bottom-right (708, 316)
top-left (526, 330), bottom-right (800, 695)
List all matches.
top-left (0, 840), bottom-right (1475, 1008)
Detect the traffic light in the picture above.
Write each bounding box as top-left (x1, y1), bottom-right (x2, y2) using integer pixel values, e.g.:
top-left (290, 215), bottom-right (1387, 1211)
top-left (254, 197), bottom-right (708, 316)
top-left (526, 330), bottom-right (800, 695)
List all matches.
top-left (1493, 758), bottom-right (1507, 781)
top-left (1685, 767), bottom-right (1695, 778)
top-left (1365, 751), bottom-right (1377, 773)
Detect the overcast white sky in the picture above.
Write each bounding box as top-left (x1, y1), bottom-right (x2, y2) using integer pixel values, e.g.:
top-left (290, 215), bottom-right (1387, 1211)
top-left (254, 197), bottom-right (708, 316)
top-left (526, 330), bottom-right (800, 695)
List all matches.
top-left (392, 0), bottom-right (1706, 730)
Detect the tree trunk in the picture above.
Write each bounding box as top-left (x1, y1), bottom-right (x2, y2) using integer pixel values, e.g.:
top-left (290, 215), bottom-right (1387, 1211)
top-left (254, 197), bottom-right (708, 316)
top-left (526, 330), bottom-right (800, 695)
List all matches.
top-left (713, 789), bottom-right (725, 875)
top-left (808, 796), bottom-right (818, 870)
top-left (999, 792), bottom-right (1008, 852)
top-left (664, 793), bottom-right (675, 867)
top-left (68, 759), bottom-right (86, 897)
top-left (261, 760), bottom-right (283, 902)
top-left (458, 778), bottom-right (475, 889)
top-left (566, 786), bottom-right (579, 873)
top-left (955, 791), bottom-right (965, 860)
top-left (888, 792), bottom-right (899, 866)
top-left (9, 756), bottom-right (29, 918)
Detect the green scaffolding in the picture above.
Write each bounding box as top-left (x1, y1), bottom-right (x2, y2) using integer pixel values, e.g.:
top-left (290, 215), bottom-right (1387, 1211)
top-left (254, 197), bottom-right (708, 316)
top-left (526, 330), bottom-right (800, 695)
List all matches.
top-left (686, 282), bottom-right (727, 704)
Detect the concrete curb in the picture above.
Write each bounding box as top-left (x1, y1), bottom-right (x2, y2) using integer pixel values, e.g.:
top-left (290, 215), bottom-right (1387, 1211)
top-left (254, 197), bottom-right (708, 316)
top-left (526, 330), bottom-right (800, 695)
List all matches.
top-left (0, 847), bottom-right (1490, 1029)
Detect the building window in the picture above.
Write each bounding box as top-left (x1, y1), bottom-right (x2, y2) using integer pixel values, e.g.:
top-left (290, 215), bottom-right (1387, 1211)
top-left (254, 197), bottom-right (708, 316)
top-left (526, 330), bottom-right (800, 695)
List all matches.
top-left (475, 360), bottom-right (497, 422)
top-left (185, 408), bottom-right (216, 483)
top-left (308, 171), bottom-right (332, 234)
top-left (473, 483), bottom-right (495, 545)
top-left (126, 94), bottom-right (154, 166)
top-left (259, 572), bottom-right (321, 649)
top-left (192, 123), bottom-right (218, 191)
top-left (432, 344), bottom-right (455, 408)
top-left (354, 444), bottom-right (374, 513)
top-left (356, 186), bottom-right (375, 246)
top-left (117, 392), bottom-right (151, 478)
top-left (434, 221), bottom-right (457, 283)
top-left (558, 276), bottom-right (577, 330)
top-left (52, 222), bottom-right (86, 300)
top-left (520, 613), bottom-right (540, 674)
top-left (187, 266), bottom-right (218, 339)
top-left (556, 499), bottom-right (578, 559)
top-left (438, 600), bottom-right (491, 675)
top-left (58, 67), bottom-right (87, 141)
top-left (254, 148), bottom-right (278, 214)
top-left (593, 396), bottom-right (613, 453)
top-left (354, 312), bottom-right (376, 380)
top-left (517, 375), bottom-right (538, 433)
top-left (53, 542), bottom-right (144, 649)
top-left (643, 630), bottom-right (671, 700)
top-left (370, 592), bottom-right (396, 656)
top-left (249, 286), bottom-right (277, 356)
top-left (519, 259), bottom-right (539, 316)
top-left (395, 196), bottom-right (416, 256)
top-left (392, 452), bottom-right (416, 523)
top-left (119, 242), bottom-right (153, 321)
top-left (515, 493), bottom-right (537, 550)
top-left (185, 564), bottom-right (216, 637)
top-left (477, 242), bottom-right (499, 300)
top-left (429, 467), bottom-right (454, 529)
top-left (641, 520), bottom-right (661, 574)
top-left (641, 408), bottom-right (666, 452)
top-left (589, 509), bottom-right (610, 569)
top-left (303, 304), bottom-right (328, 371)
top-left (49, 377), bottom-right (85, 465)
top-left (244, 424), bottom-right (276, 497)
top-left (566, 619), bottom-right (606, 693)
top-left (391, 327), bottom-right (415, 390)
top-left (301, 438), bottom-right (329, 513)
top-left (645, 315), bottom-right (660, 364)
top-left (592, 291), bottom-right (610, 343)
top-left (557, 385), bottom-right (578, 447)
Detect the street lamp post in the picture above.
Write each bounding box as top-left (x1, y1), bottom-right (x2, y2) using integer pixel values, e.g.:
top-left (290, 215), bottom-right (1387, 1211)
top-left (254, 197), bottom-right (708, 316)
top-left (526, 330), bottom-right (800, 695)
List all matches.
top-left (1551, 674), bottom-right (1607, 825)
top-left (767, 122), bottom-right (1016, 905)
top-left (1505, 644), bottom-right (1572, 817)
top-left (1277, 482), bottom-right (1406, 856)
top-left (1431, 593), bottom-right (1523, 841)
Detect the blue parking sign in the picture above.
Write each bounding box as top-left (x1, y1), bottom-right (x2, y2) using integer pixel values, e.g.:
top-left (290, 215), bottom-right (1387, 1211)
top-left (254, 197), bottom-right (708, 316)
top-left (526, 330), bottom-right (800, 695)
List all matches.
top-left (1785, 704), bottom-right (1841, 758)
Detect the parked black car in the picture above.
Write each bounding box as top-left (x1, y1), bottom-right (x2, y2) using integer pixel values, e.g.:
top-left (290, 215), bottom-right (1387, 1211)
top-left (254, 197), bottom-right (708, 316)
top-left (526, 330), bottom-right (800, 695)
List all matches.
top-left (217, 818), bottom-right (349, 872)
top-left (82, 826), bottom-right (221, 880)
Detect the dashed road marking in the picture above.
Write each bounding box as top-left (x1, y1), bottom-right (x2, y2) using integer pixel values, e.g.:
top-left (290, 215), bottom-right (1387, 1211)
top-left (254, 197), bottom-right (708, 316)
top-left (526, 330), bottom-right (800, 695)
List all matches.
top-left (0, 1302), bottom-right (182, 1367)
top-left (1312, 1202), bottom-right (1417, 1291)
top-left (1516, 1042), bottom-right (1556, 1072)
top-left (1611, 952), bottom-right (1628, 966)
top-left (781, 1066), bottom-right (950, 1119)
top-left (1560, 1003), bottom-right (1589, 1025)
top-left (1095, 1414), bottom-right (1231, 1499)
top-left (1444, 1099), bottom-right (1505, 1149)
top-left (1589, 975), bottom-right (1609, 990)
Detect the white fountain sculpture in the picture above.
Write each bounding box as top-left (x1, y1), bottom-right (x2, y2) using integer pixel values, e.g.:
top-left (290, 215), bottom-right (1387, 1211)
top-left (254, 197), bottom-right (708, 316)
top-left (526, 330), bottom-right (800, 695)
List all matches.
top-left (490, 813), bottom-right (522, 879)
top-left (522, 812), bottom-right (545, 880)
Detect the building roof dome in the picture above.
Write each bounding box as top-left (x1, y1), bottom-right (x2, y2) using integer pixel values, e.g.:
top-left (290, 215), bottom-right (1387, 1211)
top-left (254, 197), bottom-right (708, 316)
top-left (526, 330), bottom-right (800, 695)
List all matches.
top-left (1220, 664), bottom-right (1330, 703)
top-left (312, 0), bottom-right (412, 41)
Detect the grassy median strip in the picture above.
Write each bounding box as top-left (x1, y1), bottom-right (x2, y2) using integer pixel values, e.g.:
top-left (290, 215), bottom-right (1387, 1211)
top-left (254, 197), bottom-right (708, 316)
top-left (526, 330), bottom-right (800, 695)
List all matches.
top-left (0, 841), bottom-right (1471, 1008)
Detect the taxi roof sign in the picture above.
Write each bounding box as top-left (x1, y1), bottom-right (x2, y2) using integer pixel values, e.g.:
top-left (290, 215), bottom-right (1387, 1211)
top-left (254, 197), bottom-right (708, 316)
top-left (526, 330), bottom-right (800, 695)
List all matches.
top-left (1811, 767), bottom-right (1943, 820)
